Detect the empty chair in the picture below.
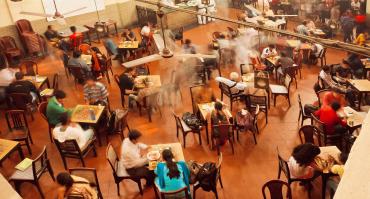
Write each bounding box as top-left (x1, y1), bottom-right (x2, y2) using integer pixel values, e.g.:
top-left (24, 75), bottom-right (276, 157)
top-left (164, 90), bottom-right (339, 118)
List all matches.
top-left (54, 137), bottom-right (97, 169)
top-left (114, 74), bottom-right (129, 107)
top-left (0, 36), bottom-right (23, 65)
top-left (106, 143), bottom-right (145, 195)
top-left (317, 48), bottom-right (327, 67)
top-left (193, 153), bottom-right (223, 199)
top-left (219, 81), bottom-right (244, 111)
top-left (15, 19), bottom-right (47, 56)
top-left (9, 146), bottom-right (55, 199)
top-left (8, 92), bottom-right (37, 121)
top-left (52, 73), bottom-right (59, 90)
top-left (262, 180), bottom-right (292, 199)
top-left (269, 75), bottom-right (292, 107)
top-left (297, 94), bottom-right (312, 126)
top-left (298, 125), bottom-right (321, 146)
top-left (173, 112), bottom-right (202, 147)
top-left (3, 110), bottom-right (33, 154)
top-left (19, 60), bottom-right (38, 76)
top-left (61, 53), bottom-right (71, 78)
top-left (68, 168), bottom-right (103, 199)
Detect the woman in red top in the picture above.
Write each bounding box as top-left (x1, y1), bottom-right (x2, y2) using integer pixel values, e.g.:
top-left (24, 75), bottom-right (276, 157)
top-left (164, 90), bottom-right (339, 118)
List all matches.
top-left (314, 101), bottom-right (347, 135)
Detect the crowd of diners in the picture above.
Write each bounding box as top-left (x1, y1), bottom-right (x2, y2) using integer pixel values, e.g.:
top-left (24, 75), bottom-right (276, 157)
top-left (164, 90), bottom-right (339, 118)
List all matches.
top-left (0, 0), bottom-right (369, 198)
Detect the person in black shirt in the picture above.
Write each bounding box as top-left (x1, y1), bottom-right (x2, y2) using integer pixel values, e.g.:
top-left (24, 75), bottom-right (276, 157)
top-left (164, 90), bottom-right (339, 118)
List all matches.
top-left (119, 68), bottom-right (138, 107)
top-left (346, 53), bottom-right (364, 79)
top-left (7, 72), bottom-right (38, 102)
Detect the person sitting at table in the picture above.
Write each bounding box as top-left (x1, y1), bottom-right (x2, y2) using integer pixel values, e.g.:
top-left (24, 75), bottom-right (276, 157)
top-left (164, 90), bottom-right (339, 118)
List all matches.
top-left (353, 29), bottom-right (368, 46)
top-left (69, 26), bottom-right (82, 49)
top-left (315, 101), bottom-right (347, 135)
top-left (296, 21), bottom-right (310, 35)
top-left (122, 29), bottom-right (137, 41)
top-left (83, 77), bottom-right (109, 106)
top-left (119, 68), bottom-right (138, 107)
top-left (288, 143), bottom-right (321, 179)
top-left (322, 91), bottom-right (346, 107)
top-left (120, 129), bottom-right (154, 186)
top-left (211, 102), bottom-right (229, 145)
top-left (333, 60), bottom-right (352, 79)
top-left (276, 51), bottom-right (294, 77)
top-left (103, 39), bottom-right (119, 60)
top-left (46, 90), bottom-right (72, 126)
top-left (346, 53), bottom-right (364, 79)
top-left (68, 50), bottom-right (92, 81)
top-left (0, 65), bottom-right (19, 100)
top-left (183, 39), bottom-right (197, 54)
top-left (327, 152), bottom-right (349, 197)
top-left (52, 112), bottom-right (94, 149)
top-left (155, 149), bottom-right (190, 195)
top-left (56, 172), bottom-right (98, 199)
top-left (44, 25), bottom-right (69, 51)
top-left (215, 72), bottom-right (247, 93)
top-left (309, 43), bottom-right (324, 65)
top-left (261, 44), bottom-right (277, 60)
top-left (6, 72), bottom-right (38, 102)
top-left (90, 47), bottom-right (107, 79)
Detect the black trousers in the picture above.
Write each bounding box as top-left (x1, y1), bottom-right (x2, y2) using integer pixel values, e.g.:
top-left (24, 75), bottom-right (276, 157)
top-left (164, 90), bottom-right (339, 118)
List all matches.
top-left (126, 166), bottom-right (155, 185)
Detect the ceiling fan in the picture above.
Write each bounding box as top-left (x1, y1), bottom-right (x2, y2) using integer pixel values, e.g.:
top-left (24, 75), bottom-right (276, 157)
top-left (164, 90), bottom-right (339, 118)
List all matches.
top-left (122, 9), bottom-right (217, 68)
top-left (19, 0), bottom-right (87, 25)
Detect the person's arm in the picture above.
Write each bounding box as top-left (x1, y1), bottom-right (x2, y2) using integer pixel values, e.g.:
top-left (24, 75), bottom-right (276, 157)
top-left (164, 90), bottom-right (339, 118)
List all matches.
top-left (99, 84), bottom-right (109, 100)
top-left (83, 86), bottom-right (91, 103)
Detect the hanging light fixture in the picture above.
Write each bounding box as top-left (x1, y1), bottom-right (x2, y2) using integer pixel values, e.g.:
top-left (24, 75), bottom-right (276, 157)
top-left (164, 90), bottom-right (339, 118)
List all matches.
top-left (93, 0), bottom-right (105, 32)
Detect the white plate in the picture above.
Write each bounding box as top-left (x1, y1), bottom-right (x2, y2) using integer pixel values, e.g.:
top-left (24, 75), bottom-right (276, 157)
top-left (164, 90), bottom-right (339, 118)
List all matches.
top-left (147, 150), bottom-right (160, 161)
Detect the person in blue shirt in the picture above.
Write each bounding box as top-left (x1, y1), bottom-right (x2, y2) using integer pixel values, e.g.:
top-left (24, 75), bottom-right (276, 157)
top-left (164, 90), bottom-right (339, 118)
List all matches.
top-left (155, 149), bottom-right (190, 197)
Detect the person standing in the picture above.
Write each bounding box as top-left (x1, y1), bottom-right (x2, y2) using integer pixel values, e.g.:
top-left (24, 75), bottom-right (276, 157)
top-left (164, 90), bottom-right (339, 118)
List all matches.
top-left (340, 11), bottom-right (355, 43)
top-left (83, 77), bottom-right (109, 105)
top-left (196, 0), bottom-right (207, 25)
top-left (206, 0), bottom-right (216, 22)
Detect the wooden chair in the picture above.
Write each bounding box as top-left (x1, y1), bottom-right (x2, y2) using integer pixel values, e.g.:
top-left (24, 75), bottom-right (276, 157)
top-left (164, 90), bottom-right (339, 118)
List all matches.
top-left (234, 105), bottom-right (259, 144)
top-left (61, 52), bottom-right (71, 78)
top-left (68, 168), bottom-right (103, 199)
top-left (298, 125), bottom-right (321, 146)
top-left (173, 112), bottom-right (202, 147)
top-left (277, 148), bottom-right (316, 198)
top-left (211, 124), bottom-right (234, 154)
top-left (114, 75), bottom-right (129, 107)
top-left (38, 102), bottom-right (54, 142)
top-left (9, 146), bottom-right (55, 199)
top-left (78, 43), bottom-right (91, 54)
top-left (311, 114), bottom-right (343, 147)
top-left (106, 109), bottom-right (130, 142)
top-left (315, 88), bottom-right (332, 107)
top-left (52, 73), bottom-right (59, 90)
top-left (297, 94), bottom-right (312, 126)
top-left (106, 143), bottom-right (145, 195)
top-left (193, 153), bottom-right (224, 199)
top-left (317, 48), bottom-right (327, 67)
top-left (8, 93), bottom-right (37, 120)
top-left (246, 94), bottom-right (268, 123)
top-left (0, 36), bottom-right (23, 65)
top-left (3, 110), bottom-right (33, 154)
top-left (68, 65), bottom-right (86, 86)
top-left (219, 81), bottom-right (244, 111)
top-left (240, 63), bottom-right (253, 75)
top-left (262, 180), bottom-right (292, 199)
top-left (154, 186), bottom-right (190, 199)
top-left (19, 60), bottom-right (38, 76)
top-left (54, 137), bottom-right (97, 169)
top-left (269, 74), bottom-right (292, 107)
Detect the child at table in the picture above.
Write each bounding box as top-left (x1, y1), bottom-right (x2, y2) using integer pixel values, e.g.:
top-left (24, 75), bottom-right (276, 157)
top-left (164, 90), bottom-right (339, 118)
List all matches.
top-left (327, 152), bottom-right (349, 198)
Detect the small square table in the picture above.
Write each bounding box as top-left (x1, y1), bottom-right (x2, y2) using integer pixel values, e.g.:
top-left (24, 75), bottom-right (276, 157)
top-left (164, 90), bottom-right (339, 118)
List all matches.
top-left (71, 105), bottom-right (105, 124)
top-left (0, 139), bottom-right (24, 163)
top-left (348, 79), bottom-right (370, 110)
top-left (148, 142), bottom-right (184, 170)
top-left (118, 41), bottom-right (139, 50)
top-left (134, 75), bottom-right (162, 89)
top-left (24, 75), bottom-right (50, 90)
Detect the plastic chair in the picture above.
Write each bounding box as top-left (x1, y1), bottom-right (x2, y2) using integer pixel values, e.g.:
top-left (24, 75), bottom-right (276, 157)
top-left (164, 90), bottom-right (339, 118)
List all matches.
top-left (262, 179), bottom-right (292, 199)
top-left (68, 168), bottom-right (103, 199)
top-left (173, 112), bottom-right (202, 147)
top-left (298, 125), bottom-right (321, 146)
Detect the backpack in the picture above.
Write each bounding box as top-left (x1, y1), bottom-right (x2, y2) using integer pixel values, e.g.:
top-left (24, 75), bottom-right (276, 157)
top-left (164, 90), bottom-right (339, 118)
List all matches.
top-left (196, 162), bottom-right (217, 191)
top-left (182, 112), bottom-right (201, 130)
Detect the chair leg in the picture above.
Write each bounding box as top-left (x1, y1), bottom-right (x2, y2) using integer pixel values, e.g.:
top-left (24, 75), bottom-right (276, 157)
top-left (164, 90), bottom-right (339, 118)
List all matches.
top-left (116, 182), bottom-right (121, 196)
top-left (61, 156), bottom-right (68, 170)
top-left (298, 111), bottom-right (301, 122)
top-left (80, 156), bottom-right (86, 167)
top-left (287, 95), bottom-right (291, 107)
top-left (213, 188), bottom-right (219, 199)
top-left (252, 131), bottom-right (257, 144)
top-left (274, 95), bottom-right (277, 106)
top-left (47, 161), bottom-right (55, 181)
top-left (183, 133), bottom-right (186, 148)
top-left (277, 167), bottom-right (281, 179)
top-left (25, 139), bottom-right (32, 155)
top-left (35, 181), bottom-right (45, 199)
top-left (48, 126), bottom-right (53, 143)
top-left (236, 129), bottom-right (240, 141)
top-left (219, 174), bottom-right (224, 188)
top-left (137, 180), bottom-right (143, 195)
top-left (198, 131), bottom-right (202, 145)
top-left (193, 186), bottom-right (197, 199)
top-left (229, 138), bottom-right (234, 154)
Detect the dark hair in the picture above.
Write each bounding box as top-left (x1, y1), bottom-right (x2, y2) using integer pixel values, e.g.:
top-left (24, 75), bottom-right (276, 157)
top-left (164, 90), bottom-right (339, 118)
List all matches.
top-left (340, 153), bottom-right (349, 164)
top-left (73, 50), bottom-right (81, 58)
top-left (214, 101), bottom-right (223, 111)
top-left (302, 21), bottom-right (307, 25)
top-left (268, 44), bottom-right (275, 48)
top-left (54, 90), bottom-right (66, 99)
top-left (322, 65), bottom-right (330, 72)
top-left (185, 39), bottom-right (191, 45)
top-left (292, 143), bottom-right (320, 166)
top-left (70, 26), bottom-right (77, 33)
top-left (128, 129), bottom-right (142, 141)
top-left (162, 149), bottom-right (180, 179)
top-left (15, 72), bottom-right (24, 80)
top-left (331, 101), bottom-right (341, 111)
top-left (59, 112), bottom-right (69, 125)
top-left (91, 47), bottom-right (101, 54)
top-left (125, 67), bottom-right (134, 73)
top-left (56, 172), bottom-right (74, 189)
top-left (47, 25), bottom-right (53, 29)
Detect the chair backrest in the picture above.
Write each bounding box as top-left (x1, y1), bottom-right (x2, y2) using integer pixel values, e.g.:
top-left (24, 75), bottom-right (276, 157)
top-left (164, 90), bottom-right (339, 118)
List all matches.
top-left (189, 84), bottom-right (214, 114)
top-left (5, 109), bottom-right (28, 130)
top-left (311, 114), bottom-right (326, 134)
top-left (298, 125), bottom-right (321, 146)
top-left (61, 53), bottom-right (70, 67)
top-left (32, 146), bottom-right (49, 179)
top-left (106, 143), bottom-right (119, 176)
top-left (52, 73), bottom-right (59, 89)
top-left (315, 89), bottom-right (332, 107)
top-left (68, 65), bottom-right (85, 80)
top-left (254, 70), bottom-right (269, 90)
top-left (318, 48), bottom-right (326, 59)
top-left (283, 74), bottom-right (292, 90)
top-left (240, 64), bottom-right (253, 75)
top-left (8, 93), bottom-right (32, 110)
top-left (262, 180), bottom-right (292, 199)
top-left (219, 81), bottom-right (234, 97)
top-left (38, 101), bottom-right (48, 121)
top-left (1, 36), bottom-right (18, 50)
top-left (277, 147), bottom-right (291, 181)
top-left (247, 94), bottom-right (268, 109)
top-left (160, 187), bottom-right (189, 198)
top-left (15, 19), bottom-right (34, 34)
top-left (19, 60), bottom-right (38, 75)
top-left (69, 167), bottom-right (102, 198)
top-left (55, 139), bottom-right (81, 154)
top-left (78, 44), bottom-right (91, 54)
top-left (297, 94), bottom-right (304, 116)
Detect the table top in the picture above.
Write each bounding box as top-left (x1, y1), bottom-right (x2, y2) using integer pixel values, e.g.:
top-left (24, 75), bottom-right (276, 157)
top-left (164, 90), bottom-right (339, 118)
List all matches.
top-left (266, 56), bottom-right (280, 66)
top-left (349, 79), bottom-right (370, 92)
top-left (0, 173), bottom-right (22, 199)
top-left (134, 75), bottom-right (161, 89)
top-left (341, 106), bottom-right (366, 128)
top-left (285, 40), bottom-right (312, 50)
top-left (0, 139), bottom-right (19, 162)
top-left (316, 146), bottom-right (341, 173)
top-left (58, 25), bottom-right (89, 38)
top-left (71, 105), bottom-right (105, 124)
top-left (148, 142), bottom-right (185, 170)
top-left (197, 102), bottom-right (232, 120)
top-left (23, 75), bottom-right (48, 89)
top-left (118, 41), bottom-right (139, 49)
top-left (311, 29), bottom-right (325, 36)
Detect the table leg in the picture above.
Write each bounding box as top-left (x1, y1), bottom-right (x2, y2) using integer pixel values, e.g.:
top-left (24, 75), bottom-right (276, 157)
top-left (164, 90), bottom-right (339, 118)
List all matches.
top-left (114, 23), bottom-right (118, 36)
top-left (46, 78), bottom-right (50, 88)
top-left (358, 93), bottom-right (362, 110)
top-left (17, 144), bottom-right (24, 159)
top-left (205, 119), bottom-right (209, 144)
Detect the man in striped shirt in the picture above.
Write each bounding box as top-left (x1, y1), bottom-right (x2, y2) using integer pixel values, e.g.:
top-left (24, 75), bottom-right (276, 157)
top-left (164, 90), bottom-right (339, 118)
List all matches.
top-left (83, 77), bottom-right (109, 105)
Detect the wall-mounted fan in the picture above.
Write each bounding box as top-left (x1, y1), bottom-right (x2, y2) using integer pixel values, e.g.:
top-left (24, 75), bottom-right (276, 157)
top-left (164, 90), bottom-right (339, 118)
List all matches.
top-left (19, 0), bottom-right (86, 25)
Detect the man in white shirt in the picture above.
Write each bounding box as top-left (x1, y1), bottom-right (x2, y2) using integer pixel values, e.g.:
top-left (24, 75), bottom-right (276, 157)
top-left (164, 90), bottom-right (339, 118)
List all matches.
top-left (215, 72), bottom-right (248, 93)
top-left (0, 67), bottom-right (18, 87)
top-left (261, 44), bottom-right (278, 60)
top-left (120, 130), bottom-right (154, 185)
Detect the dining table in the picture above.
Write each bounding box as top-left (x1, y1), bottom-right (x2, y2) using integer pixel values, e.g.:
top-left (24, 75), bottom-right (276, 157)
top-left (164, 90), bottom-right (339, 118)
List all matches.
top-left (348, 79), bottom-right (370, 110)
top-left (23, 75), bottom-right (50, 90)
top-left (70, 104), bottom-right (105, 124)
top-left (147, 142), bottom-right (184, 170)
top-left (338, 106), bottom-right (367, 132)
top-left (0, 173), bottom-right (22, 199)
top-left (118, 41), bottom-right (140, 50)
top-left (0, 139), bottom-right (24, 164)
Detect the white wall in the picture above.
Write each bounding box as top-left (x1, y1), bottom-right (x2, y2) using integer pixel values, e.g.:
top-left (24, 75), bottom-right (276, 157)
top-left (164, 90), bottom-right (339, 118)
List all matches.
top-left (0, 0), bottom-right (131, 27)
